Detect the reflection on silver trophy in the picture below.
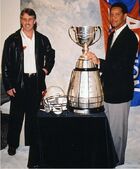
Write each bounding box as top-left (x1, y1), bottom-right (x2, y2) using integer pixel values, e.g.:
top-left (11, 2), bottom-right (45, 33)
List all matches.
top-left (67, 26), bottom-right (104, 114)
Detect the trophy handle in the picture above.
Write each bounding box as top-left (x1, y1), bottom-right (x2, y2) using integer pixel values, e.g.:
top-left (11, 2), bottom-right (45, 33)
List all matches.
top-left (90, 26), bottom-right (102, 45)
top-left (68, 26), bottom-right (79, 45)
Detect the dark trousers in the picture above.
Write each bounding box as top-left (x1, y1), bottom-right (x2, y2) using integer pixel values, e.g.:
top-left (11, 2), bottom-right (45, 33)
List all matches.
top-left (7, 74), bottom-right (42, 148)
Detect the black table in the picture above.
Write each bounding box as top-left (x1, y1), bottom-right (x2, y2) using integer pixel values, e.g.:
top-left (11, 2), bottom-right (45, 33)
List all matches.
top-left (28, 110), bottom-right (119, 168)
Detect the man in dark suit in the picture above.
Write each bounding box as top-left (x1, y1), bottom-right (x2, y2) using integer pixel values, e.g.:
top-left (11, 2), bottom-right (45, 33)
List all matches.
top-left (2, 8), bottom-right (55, 156)
top-left (87, 2), bottom-right (138, 165)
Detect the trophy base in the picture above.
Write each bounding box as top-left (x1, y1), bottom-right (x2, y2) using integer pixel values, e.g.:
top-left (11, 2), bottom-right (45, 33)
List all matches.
top-left (67, 105), bottom-right (104, 115)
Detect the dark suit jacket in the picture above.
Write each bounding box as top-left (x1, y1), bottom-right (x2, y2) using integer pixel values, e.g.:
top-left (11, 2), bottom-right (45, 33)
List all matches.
top-left (2, 29), bottom-right (55, 93)
top-left (100, 26), bottom-right (138, 103)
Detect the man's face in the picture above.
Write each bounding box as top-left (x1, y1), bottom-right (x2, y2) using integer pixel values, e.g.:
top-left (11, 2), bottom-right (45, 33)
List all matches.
top-left (110, 7), bottom-right (127, 30)
top-left (21, 13), bottom-right (36, 32)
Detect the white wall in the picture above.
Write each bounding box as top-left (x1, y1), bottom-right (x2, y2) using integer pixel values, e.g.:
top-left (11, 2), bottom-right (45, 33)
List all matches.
top-left (0, 0), bottom-right (20, 73)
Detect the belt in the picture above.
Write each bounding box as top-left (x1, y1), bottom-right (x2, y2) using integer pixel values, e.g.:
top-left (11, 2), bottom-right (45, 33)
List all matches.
top-left (24, 73), bottom-right (37, 78)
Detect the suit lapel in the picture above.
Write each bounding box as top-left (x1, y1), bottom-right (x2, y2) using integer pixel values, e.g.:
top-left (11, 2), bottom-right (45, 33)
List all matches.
top-left (110, 26), bottom-right (128, 49)
top-left (106, 32), bottom-right (114, 56)
top-left (15, 30), bottom-right (24, 73)
top-left (35, 32), bottom-right (39, 71)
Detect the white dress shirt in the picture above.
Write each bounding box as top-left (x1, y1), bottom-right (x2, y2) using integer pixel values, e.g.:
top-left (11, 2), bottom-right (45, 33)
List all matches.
top-left (111, 24), bottom-right (127, 47)
top-left (20, 30), bottom-right (37, 74)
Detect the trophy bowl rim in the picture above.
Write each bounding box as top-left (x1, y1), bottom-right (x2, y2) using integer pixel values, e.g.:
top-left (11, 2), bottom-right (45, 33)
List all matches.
top-left (71, 25), bottom-right (100, 29)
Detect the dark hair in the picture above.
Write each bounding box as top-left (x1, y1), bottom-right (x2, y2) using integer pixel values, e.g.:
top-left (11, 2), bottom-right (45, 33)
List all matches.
top-left (20, 8), bottom-right (37, 30)
top-left (110, 2), bottom-right (128, 14)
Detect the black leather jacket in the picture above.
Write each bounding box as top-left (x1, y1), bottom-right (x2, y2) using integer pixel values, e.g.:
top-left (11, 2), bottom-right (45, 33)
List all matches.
top-left (2, 29), bottom-right (55, 92)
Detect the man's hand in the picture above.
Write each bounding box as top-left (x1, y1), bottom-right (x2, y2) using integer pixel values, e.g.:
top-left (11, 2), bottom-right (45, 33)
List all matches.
top-left (7, 88), bottom-right (16, 97)
top-left (42, 68), bottom-right (48, 75)
top-left (86, 51), bottom-right (100, 65)
top-left (42, 90), bottom-right (47, 97)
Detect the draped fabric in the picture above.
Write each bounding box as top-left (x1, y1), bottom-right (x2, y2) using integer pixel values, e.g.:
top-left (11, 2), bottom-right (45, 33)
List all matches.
top-left (99, 0), bottom-right (140, 106)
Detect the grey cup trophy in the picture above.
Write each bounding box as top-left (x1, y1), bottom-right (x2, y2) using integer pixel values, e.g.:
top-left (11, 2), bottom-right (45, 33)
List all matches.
top-left (67, 26), bottom-right (104, 114)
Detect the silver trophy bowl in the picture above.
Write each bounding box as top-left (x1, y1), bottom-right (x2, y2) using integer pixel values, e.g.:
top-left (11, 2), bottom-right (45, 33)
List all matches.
top-left (67, 26), bottom-right (104, 114)
top-left (68, 26), bottom-right (101, 47)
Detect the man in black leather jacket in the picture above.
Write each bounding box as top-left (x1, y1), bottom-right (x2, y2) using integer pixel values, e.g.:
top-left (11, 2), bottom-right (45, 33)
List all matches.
top-left (2, 8), bottom-right (55, 155)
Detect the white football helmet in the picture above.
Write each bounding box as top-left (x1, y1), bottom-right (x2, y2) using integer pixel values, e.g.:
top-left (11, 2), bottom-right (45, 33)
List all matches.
top-left (43, 86), bottom-right (67, 114)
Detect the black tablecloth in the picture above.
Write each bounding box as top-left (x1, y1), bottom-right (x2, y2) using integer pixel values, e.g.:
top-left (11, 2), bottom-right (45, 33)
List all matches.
top-left (28, 110), bottom-right (119, 168)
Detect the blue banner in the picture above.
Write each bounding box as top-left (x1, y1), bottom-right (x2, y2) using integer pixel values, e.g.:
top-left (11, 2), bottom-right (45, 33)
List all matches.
top-left (108, 0), bottom-right (136, 13)
top-left (131, 51), bottom-right (140, 106)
